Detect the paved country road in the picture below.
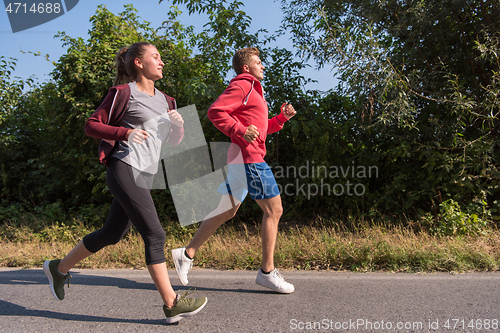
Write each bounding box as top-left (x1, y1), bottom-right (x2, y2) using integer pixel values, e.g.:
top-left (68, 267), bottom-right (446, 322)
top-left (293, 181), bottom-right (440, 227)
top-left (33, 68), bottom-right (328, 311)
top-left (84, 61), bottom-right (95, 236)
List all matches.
top-left (0, 268), bottom-right (499, 332)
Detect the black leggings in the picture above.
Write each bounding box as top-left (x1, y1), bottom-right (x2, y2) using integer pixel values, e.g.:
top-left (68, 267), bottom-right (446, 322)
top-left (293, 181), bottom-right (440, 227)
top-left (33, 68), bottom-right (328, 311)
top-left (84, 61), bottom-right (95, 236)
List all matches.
top-left (83, 158), bottom-right (166, 265)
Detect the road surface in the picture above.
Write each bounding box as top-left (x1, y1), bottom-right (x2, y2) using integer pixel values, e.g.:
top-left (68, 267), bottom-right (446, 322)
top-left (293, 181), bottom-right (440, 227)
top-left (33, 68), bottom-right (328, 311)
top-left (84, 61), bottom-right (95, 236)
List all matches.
top-left (0, 268), bottom-right (499, 332)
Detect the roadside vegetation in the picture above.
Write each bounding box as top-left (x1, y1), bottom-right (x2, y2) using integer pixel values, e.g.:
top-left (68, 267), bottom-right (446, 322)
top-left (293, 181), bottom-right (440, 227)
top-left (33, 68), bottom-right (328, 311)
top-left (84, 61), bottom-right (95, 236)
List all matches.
top-left (1, 1), bottom-right (499, 272)
top-left (2, 202), bottom-right (499, 272)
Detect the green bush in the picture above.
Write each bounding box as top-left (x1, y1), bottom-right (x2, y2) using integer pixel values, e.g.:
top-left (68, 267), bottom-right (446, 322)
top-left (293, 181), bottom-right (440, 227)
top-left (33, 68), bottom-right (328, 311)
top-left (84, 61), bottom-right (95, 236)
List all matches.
top-left (424, 199), bottom-right (490, 236)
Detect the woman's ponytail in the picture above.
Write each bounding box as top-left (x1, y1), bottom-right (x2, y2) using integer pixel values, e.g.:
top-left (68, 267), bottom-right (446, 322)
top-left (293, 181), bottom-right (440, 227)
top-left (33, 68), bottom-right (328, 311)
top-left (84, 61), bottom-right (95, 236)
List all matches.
top-left (114, 46), bottom-right (130, 86)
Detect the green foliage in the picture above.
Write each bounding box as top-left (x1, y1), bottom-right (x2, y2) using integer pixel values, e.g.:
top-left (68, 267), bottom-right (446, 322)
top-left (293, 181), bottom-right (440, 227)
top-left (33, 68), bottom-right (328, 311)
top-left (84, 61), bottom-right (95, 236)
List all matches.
top-left (0, 3), bottom-right (294, 224)
top-left (1, 220), bottom-right (92, 243)
top-left (167, 0), bottom-right (261, 80)
top-left (2, 1), bottom-right (499, 230)
top-left (0, 57), bottom-right (33, 124)
top-left (161, 0), bottom-right (270, 149)
top-left (422, 199), bottom-right (490, 236)
top-left (281, 0), bottom-right (500, 124)
top-left (1, 4), bottom-right (230, 219)
top-left (0, 61), bottom-right (58, 209)
top-left (281, 0), bottom-right (500, 218)
top-left (0, 6), bottom-right (162, 213)
top-left (0, 58), bottom-right (33, 205)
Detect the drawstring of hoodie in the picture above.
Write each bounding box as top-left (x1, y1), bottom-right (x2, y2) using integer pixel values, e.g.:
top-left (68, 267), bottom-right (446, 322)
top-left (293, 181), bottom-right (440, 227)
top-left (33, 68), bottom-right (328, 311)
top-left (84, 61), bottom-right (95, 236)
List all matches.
top-left (243, 80), bottom-right (255, 106)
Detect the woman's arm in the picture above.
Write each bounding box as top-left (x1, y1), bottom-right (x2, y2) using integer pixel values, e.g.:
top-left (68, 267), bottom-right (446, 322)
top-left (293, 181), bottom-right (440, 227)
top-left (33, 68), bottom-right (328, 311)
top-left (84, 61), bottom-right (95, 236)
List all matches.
top-left (85, 89), bottom-right (130, 141)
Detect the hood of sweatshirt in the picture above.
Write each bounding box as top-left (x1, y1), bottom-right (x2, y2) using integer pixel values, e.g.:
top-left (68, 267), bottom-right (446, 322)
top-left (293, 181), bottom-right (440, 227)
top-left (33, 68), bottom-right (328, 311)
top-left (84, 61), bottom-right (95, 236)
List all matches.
top-left (229, 73), bottom-right (264, 104)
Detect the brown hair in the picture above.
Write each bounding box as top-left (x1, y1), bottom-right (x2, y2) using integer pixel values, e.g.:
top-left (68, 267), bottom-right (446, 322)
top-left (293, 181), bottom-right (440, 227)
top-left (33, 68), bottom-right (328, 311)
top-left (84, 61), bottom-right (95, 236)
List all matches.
top-left (114, 42), bottom-right (153, 86)
top-left (232, 47), bottom-right (260, 75)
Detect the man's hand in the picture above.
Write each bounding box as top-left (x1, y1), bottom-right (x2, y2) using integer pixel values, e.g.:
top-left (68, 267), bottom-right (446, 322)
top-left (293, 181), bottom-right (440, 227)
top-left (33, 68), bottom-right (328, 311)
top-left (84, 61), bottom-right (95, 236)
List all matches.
top-left (243, 125), bottom-right (260, 143)
top-left (281, 103), bottom-right (297, 120)
top-left (127, 128), bottom-right (150, 144)
top-left (168, 109), bottom-right (184, 127)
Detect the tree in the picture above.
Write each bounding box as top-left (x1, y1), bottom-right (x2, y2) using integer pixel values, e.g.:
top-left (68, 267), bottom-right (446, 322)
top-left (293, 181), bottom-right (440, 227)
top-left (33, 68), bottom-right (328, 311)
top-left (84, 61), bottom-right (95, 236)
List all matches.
top-left (165, 0), bottom-right (261, 79)
top-left (281, 0), bottom-right (499, 123)
top-left (2, 2), bottom-right (292, 222)
top-left (281, 0), bottom-right (500, 215)
top-left (0, 57), bottom-right (37, 208)
top-left (0, 5), bottom-right (218, 218)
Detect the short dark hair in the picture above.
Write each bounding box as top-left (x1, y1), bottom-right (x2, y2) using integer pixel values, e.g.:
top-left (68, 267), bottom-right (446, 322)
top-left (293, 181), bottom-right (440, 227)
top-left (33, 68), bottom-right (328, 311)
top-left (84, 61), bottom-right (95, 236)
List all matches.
top-left (232, 47), bottom-right (260, 75)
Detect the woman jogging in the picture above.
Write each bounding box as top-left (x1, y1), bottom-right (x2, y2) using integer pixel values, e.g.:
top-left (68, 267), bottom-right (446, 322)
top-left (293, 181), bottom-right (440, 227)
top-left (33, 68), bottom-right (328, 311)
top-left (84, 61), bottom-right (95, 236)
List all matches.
top-left (43, 42), bottom-right (207, 324)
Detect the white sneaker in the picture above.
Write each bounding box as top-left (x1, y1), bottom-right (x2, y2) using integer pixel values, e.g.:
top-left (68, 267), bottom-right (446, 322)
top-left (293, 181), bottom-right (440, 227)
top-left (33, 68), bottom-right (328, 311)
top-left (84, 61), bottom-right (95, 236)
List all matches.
top-left (256, 268), bottom-right (294, 293)
top-left (172, 247), bottom-right (193, 286)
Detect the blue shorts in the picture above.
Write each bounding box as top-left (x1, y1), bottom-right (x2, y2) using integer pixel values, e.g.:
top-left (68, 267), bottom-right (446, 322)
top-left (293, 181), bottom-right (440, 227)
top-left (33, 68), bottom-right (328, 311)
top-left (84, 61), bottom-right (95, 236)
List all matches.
top-left (217, 162), bottom-right (280, 202)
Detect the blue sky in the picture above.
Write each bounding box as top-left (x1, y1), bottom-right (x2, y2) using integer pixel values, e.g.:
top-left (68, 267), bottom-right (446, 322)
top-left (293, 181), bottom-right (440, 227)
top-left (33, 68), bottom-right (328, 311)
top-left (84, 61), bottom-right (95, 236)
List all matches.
top-left (1, 0), bottom-right (335, 90)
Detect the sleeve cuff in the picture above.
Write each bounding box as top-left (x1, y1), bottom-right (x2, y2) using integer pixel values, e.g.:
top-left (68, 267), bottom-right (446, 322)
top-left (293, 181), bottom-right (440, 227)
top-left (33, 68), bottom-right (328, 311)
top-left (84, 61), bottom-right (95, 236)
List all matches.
top-left (276, 113), bottom-right (288, 126)
top-left (117, 127), bottom-right (130, 141)
top-left (234, 122), bottom-right (248, 137)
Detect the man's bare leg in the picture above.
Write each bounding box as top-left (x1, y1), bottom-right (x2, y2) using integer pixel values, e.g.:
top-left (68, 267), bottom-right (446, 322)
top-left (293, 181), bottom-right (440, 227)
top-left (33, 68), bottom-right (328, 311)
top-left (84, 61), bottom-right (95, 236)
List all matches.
top-left (255, 195), bottom-right (283, 272)
top-left (185, 194), bottom-right (241, 258)
top-left (172, 194), bottom-right (240, 285)
top-left (254, 194), bottom-right (294, 293)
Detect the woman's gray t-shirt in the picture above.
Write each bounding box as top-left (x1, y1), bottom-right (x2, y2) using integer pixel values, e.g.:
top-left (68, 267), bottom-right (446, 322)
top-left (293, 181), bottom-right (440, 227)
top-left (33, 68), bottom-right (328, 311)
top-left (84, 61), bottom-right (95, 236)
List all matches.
top-left (112, 81), bottom-right (172, 174)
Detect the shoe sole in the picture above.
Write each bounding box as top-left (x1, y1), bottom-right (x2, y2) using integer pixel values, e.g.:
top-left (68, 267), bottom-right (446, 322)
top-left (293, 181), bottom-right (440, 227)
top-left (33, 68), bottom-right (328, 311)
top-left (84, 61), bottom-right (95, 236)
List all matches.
top-left (165, 298), bottom-right (207, 324)
top-left (43, 260), bottom-right (63, 300)
top-left (171, 249), bottom-right (189, 286)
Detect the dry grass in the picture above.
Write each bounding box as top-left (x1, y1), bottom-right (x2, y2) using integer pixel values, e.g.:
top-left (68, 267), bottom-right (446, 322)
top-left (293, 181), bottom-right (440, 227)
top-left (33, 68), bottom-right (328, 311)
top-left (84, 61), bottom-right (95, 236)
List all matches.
top-left (186, 224), bottom-right (500, 272)
top-left (1, 221), bottom-right (500, 272)
top-left (0, 237), bottom-right (146, 269)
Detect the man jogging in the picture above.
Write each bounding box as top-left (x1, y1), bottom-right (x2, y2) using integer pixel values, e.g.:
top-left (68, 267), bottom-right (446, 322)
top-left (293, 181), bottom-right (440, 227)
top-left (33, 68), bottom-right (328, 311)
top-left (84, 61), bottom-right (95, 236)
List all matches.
top-left (172, 47), bottom-right (296, 293)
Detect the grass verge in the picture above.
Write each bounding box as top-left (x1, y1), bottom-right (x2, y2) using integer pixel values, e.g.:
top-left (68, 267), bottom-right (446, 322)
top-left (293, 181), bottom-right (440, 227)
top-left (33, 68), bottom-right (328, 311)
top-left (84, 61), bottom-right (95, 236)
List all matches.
top-left (1, 219), bottom-right (499, 272)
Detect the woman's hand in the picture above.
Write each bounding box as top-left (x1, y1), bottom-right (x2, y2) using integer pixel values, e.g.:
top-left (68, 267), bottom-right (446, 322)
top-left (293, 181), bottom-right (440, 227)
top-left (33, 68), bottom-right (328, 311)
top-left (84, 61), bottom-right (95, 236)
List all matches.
top-left (127, 128), bottom-right (150, 144)
top-left (168, 109), bottom-right (184, 127)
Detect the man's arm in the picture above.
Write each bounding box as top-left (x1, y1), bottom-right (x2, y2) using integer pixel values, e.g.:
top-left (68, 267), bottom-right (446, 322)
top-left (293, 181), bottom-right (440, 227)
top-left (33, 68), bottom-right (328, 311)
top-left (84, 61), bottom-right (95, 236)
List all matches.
top-left (207, 84), bottom-right (248, 138)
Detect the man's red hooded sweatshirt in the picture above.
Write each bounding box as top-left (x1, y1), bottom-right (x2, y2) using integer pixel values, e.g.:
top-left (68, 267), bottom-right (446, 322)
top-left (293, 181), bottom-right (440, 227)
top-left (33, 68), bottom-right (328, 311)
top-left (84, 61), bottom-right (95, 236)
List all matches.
top-left (207, 73), bottom-right (289, 164)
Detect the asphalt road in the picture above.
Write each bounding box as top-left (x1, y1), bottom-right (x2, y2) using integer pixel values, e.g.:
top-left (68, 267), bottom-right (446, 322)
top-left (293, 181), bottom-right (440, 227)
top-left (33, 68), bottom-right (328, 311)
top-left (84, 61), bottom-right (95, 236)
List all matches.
top-left (0, 268), bottom-right (499, 332)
